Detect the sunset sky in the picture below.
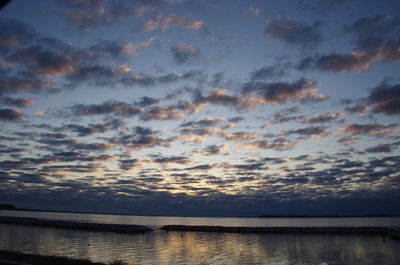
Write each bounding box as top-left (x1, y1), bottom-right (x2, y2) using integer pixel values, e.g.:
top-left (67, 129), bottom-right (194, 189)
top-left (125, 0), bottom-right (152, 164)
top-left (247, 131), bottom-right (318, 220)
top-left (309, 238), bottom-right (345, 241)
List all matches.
top-left (0, 0), bottom-right (399, 216)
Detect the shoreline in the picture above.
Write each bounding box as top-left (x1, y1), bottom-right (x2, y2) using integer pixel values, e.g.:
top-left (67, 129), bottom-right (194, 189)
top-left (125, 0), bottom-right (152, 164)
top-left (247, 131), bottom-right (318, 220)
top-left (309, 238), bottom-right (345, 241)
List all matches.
top-left (0, 216), bottom-right (152, 234)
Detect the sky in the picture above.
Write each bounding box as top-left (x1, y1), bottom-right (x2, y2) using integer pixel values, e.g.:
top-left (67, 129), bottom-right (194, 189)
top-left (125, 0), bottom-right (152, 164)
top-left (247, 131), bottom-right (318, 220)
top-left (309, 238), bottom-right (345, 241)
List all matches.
top-left (0, 0), bottom-right (399, 217)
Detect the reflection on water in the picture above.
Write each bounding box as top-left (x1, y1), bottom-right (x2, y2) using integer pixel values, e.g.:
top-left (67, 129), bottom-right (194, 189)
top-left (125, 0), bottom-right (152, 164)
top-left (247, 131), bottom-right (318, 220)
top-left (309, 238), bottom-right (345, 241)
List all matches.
top-left (0, 224), bottom-right (399, 265)
top-left (1, 210), bottom-right (400, 227)
top-left (1, 211), bottom-right (400, 264)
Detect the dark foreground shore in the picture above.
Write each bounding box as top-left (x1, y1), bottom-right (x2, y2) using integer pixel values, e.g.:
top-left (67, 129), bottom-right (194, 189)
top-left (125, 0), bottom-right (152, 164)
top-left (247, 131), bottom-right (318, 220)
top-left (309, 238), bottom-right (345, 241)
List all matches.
top-left (0, 216), bottom-right (152, 234)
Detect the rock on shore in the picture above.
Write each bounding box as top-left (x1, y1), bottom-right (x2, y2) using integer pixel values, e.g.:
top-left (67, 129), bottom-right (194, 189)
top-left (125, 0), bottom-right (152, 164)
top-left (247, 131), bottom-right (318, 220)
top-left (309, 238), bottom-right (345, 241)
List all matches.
top-left (0, 216), bottom-right (152, 234)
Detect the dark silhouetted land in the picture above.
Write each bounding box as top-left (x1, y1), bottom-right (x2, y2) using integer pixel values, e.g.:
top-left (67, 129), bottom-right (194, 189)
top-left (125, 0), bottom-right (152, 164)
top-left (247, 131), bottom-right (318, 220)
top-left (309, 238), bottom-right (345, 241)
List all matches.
top-left (0, 204), bottom-right (17, 210)
top-left (0, 216), bottom-right (152, 234)
top-left (160, 225), bottom-right (400, 241)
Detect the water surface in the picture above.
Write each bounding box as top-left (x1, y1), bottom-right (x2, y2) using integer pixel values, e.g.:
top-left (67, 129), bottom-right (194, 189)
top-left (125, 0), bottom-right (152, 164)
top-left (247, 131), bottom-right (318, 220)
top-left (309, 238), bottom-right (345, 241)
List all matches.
top-left (1, 210), bottom-right (399, 265)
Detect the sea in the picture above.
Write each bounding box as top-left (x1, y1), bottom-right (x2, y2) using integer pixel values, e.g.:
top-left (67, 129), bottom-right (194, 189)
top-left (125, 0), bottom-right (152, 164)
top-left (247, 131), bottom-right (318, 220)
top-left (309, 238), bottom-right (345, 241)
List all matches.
top-left (0, 210), bottom-right (399, 265)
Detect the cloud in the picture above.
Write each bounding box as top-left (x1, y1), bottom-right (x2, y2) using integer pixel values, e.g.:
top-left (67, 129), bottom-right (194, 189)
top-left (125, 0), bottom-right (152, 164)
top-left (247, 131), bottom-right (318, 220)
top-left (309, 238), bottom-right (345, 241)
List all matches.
top-left (0, 108), bottom-right (24, 122)
top-left (135, 96), bottom-right (159, 107)
top-left (302, 112), bottom-right (343, 123)
top-left (109, 126), bottom-right (174, 150)
top-left (345, 104), bottom-right (369, 114)
top-left (265, 17), bottom-right (322, 46)
top-left (298, 52), bottom-right (373, 72)
top-left (65, 118), bottom-right (125, 136)
top-left (171, 42), bottom-right (201, 64)
top-left (118, 158), bottom-right (139, 171)
top-left (287, 126), bottom-right (329, 139)
top-left (243, 138), bottom-right (296, 151)
top-left (72, 101), bottom-right (143, 116)
top-left (195, 144), bottom-right (228, 156)
top-left (222, 132), bottom-right (256, 141)
top-left (346, 15), bottom-right (399, 51)
top-left (141, 106), bottom-right (184, 121)
top-left (245, 6), bottom-right (260, 17)
top-left (367, 83), bottom-right (400, 115)
top-left (0, 71), bottom-right (58, 95)
top-left (0, 19), bottom-right (36, 50)
top-left (297, 16), bottom-right (400, 73)
top-left (250, 61), bottom-right (291, 81)
top-left (337, 136), bottom-right (361, 144)
top-left (339, 123), bottom-right (397, 136)
top-left (148, 155), bottom-right (193, 165)
top-left (0, 97), bottom-right (36, 107)
top-left (365, 143), bottom-right (392, 153)
top-left (181, 117), bottom-right (224, 128)
top-left (143, 14), bottom-right (205, 32)
top-left (243, 78), bottom-right (328, 104)
top-left (7, 45), bottom-right (81, 77)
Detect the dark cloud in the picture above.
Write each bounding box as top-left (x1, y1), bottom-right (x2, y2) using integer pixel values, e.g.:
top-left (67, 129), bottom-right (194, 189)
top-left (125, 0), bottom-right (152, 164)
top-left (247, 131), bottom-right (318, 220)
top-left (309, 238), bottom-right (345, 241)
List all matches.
top-left (7, 45), bottom-right (80, 77)
top-left (109, 126), bottom-right (174, 150)
top-left (0, 97), bottom-right (36, 107)
top-left (337, 136), bottom-right (361, 144)
top-left (0, 71), bottom-right (59, 95)
top-left (181, 117), bottom-right (223, 128)
top-left (365, 143), bottom-right (392, 153)
top-left (345, 15), bottom-right (400, 52)
top-left (243, 78), bottom-right (327, 104)
top-left (302, 112), bottom-right (343, 123)
top-left (0, 19), bottom-right (36, 51)
top-left (298, 52), bottom-right (373, 72)
top-left (265, 17), bottom-right (323, 46)
top-left (150, 155), bottom-right (193, 165)
top-left (345, 104), bottom-right (369, 114)
top-left (367, 83), bottom-right (400, 115)
top-left (119, 158), bottom-right (139, 171)
top-left (250, 61), bottom-right (291, 81)
top-left (135, 96), bottom-right (159, 107)
top-left (228, 116), bottom-right (244, 123)
top-left (65, 118), bottom-right (125, 136)
top-left (171, 42), bottom-right (201, 64)
top-left (196, 144), bottom-right (227, 156)
top-left (0, 108), bottom-right (24, 122)
top-left (244, 137), bottom-right (296, 151)
top-left (72, 101), bottom-right (143, 116)
top-left (339, 123), bottom-right (397, 136)
top-left (287, 126), bottom-right (328, 138)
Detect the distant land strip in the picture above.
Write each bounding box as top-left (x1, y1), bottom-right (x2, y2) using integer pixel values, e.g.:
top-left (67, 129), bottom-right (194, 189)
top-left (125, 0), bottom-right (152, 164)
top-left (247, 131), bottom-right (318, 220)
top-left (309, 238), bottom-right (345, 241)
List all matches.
top-left (160, 225), bottom-right (400, 239)
top-left (0, 216), bottom-right (152, 234)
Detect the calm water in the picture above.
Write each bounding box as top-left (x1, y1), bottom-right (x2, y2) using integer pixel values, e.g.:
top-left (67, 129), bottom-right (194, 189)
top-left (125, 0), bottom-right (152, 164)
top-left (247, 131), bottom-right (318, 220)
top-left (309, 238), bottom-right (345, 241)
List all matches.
top-left (1, 210), bottom-right (399, 265)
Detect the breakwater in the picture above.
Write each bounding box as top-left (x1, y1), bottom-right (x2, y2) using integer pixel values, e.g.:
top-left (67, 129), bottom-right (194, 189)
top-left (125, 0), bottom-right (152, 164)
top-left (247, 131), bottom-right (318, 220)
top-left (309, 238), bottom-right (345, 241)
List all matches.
top-left (0, 216), bottom-right (152, 234)
top-left (160, 225), bottom-right (396, 235)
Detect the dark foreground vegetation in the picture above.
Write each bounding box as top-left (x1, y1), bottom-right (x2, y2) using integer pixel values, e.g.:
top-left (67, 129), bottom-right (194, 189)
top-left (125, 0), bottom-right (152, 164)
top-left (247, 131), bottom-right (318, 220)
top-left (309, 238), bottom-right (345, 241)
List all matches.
top-left (0, 216), bottom-right (152, 234)
top-left (0, 250), bottom-right (127, 265)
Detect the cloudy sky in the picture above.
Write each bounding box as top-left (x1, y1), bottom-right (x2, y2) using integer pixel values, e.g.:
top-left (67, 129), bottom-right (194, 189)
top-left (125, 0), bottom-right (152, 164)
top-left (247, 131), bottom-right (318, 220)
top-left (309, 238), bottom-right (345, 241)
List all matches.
top-left (0, 0), bottom-right (399, 216)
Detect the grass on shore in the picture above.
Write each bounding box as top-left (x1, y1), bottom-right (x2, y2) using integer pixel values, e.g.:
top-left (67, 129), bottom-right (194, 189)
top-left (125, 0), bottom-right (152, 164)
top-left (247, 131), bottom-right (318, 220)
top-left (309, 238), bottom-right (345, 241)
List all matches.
top-left (0, 250), bottom-right (127, 265)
